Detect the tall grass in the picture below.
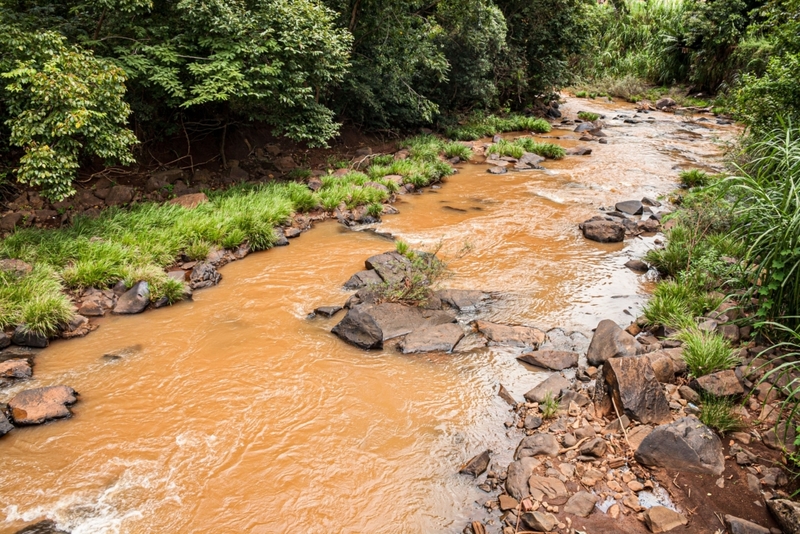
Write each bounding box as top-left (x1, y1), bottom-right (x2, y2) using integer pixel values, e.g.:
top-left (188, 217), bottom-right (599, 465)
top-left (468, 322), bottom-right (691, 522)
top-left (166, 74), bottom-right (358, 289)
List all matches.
top-left (445, 114), bottom-right (551, 141)
top-left (487, 138), bottom-right (566, 160)
top-left (677, 326), bottom-right (740, 377)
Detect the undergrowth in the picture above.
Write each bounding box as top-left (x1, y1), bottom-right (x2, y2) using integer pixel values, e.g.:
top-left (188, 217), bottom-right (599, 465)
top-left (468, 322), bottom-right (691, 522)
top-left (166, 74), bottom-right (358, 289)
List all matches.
top-left (445, 114), bottom-right (551, 141)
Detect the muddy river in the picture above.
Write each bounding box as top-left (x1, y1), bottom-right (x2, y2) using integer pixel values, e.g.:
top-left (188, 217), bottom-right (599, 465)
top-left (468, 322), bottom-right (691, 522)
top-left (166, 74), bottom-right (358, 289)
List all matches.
top-left (0, 99), bottom-right (734, 533)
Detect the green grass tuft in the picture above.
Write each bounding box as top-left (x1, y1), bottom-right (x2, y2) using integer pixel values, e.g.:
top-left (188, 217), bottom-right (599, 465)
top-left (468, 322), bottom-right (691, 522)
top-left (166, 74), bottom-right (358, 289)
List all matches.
top-left (514, 138), bottom-right (566, 159)
top-left (677, 327), bottom-right (741, 377)
top-left (699, 393), bottom-right (745, 435)
top-left (442, 142), bottom-right (473, 160)
top-left (679, 169), bottom-right (710, 188)
top-left (577, 111), bottom-right (600, 121)
top-left (540, 392), bottom-right (560, 419)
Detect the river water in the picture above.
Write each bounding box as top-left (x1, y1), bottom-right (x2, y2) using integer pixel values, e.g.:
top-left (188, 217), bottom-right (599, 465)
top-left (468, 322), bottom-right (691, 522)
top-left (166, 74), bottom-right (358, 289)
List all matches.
top-left (0, 99), bottom-right (734, 534)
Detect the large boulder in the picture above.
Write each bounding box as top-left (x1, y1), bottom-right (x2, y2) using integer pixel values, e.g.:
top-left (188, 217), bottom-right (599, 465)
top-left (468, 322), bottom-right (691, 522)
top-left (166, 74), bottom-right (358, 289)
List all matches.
top-left (767, 499), bottom-right (800, 534)
top-left (690, 370), bottom-right (744, 397)
top-left (602, 356), bottom-right (671, 424)
top-left (343, 269), bottom-right (383, 290)
top-left (580, 218), bottom-right (625, 243)
top-left (399, 323), bottom-right (464, 353)
top-left (523, 374), bottom-right (571, 403)
top-left (332, 303), bottom-right (454, 349)
top-left (517, 350), bottom-right (578, 371)
top-left (473, 320), bottom-right (545, 349)
top-left (11, 326), bottom-right (48, 348)
top-left (635, 416), bottom-right (725, 475)
top-left (8, 385), bottom-right (78, 425)
top-left (514, 433), bottom-right (560, 459)
top-left (113, 281), bottom-right (150, 314)
top-left (587, 319), bottom-right (642, 366)
top-left (436, 289), bottom-right (489, 311)
top-left (506, 457), bottom-right (541, 500)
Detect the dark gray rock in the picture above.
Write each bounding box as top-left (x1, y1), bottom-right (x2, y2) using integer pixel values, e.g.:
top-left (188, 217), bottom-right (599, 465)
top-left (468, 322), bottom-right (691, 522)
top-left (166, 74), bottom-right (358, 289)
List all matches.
top-left (436, 289), bottom-right (489, 311)
top-left (498, 384), bottom-right (517, 406)
top-left (603, 356), bottom-right (671, 424)
top-left (615, 200), bottom-right (644, 215)
top-left (459, 450), bottom-right (491, 477)
top-left (525, 414), bottom-right (543, 429)
top-left (580, 437), bottom-right (607, 457)
top-left (273, 227), bottom-right (289, 246)
top-left (724, 515), bottom-right (770, 534)
top-left (523, 374), bottom-right (570, 403)
top-left (574, 123), bottom-right (595, 133)
top-left (635, 416), bottom-right (725, 475)
top-left (564, 491), bottom-right (598, 517)
top-left (343, 269), bottom-right (383, 290)
top-left (587, 319), bottom-right (642, 366)
top-left (0, 358), bottom-right (32, 379)
top-left (767, 499), bottom-right (800, 534)
top-left (0, 411), bottom-right (13, 437)
top-left (11, 326), bottom-right (48, 348)
top-left (517, 350), bottom-right (578, 371)
top-left (189, 262), bottom-right (221, 289)
top-left (473, 320), bottom-right (545, 349)
top-left (656, 97), bottom-right (677, 110)
top-left (487, 166), bottom-right (507, 174)
top-left (332, 303), bottom-right (454, 349)
top-left (690, 369), bottom-right (744, 397)
top-left (515, 433), bottom-right (560, 459)
top-left (313, 306), bottom-right (343, 318)
top-left (365, 251), bottom-right (414, 285)
top-left (625, 259), bottom-right (650, 273)
top-left (13, 520), bottom-right (70, 534)
top-left (506, 457), bottom-right (541, 500)
top-left (113, 281), bottom-right (150, 314)
top-left (580, 218), bottom-right (625, 243)
top-left (105, 185), bottom-right (135, 206)
top-left (399, 323), bottom-right (464, 353)
top-left (9, 385), bottom-right (78, 425)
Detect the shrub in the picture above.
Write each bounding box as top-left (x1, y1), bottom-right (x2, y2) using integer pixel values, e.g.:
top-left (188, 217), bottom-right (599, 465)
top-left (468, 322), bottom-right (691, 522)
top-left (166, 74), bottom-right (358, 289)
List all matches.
top-left (677, 327), bottom-right (740, 377)
top-left (679, 169), bottom-right (710, 188)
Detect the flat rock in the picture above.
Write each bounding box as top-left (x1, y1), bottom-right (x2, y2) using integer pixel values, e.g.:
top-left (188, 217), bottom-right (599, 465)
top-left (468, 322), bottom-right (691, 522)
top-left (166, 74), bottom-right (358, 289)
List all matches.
top-left (602, 356), bottom-right (671, 424)
top-left (691, 369), bottom-right (744, 397)
top-left (474, 320), bottom-right (545, 349)
top-left (581, 218), bottom-right (625, 243)
top-left (169, 192), bottom-right (208, 209)
top-left (615, 200), bottom-right (644, 215)
top-left (625, 259), bottom-right (649, 273)
top-left (580, 437), bottom-right (607, 457)
top-left (9, 385), bottom-right (78, 425)
top-left (343, 269), bottom-right (383, 290)
top-left (515, 433), bottom-right (560, 459)
top-left (517, 350), bottom-right (578, 370)
top-left (113, 281), bottom-right (150, 314)
top-left (332, 303), bottom-right (454, 349)
top-left (523, 374), bottom-right (570, 403)
top-left (724, 515), bottom-right (770, 534)
top-left (499, 494), bottom-right (519, 511)
top-left (767, 499), bottom-right (800, 534)
top-left (0, 358), bottom-right (32, 379)
top-left (365, 251), bottom-right (414, 285)
top-left (11, 326), bottom-right (48, 348)
top-left (521, 511), bottom-right (557, 532)
top-left (487, 166), bottom-right (507, 174)
top-left (587, 319), bottom-right (642, 366)
top-left (459, 450), bottom-right (490, 477)
top-left (498, 384), bottom-right (517, 406)
top-left (0, 411), bottom-right (12, 436)
top-left (12, 520), bottom-right (70, 534)
top-left (528, 475), bottom-right (568, 504)
top-left (400, 323), bottom-right (464, 353)
top-left (436, 289), bottom-right (489, 311)
top-left (566, 146), bottom-right (592, 156)
top-left (564, 491), bottom-right (598, 517)
top-left (644, 506), bottom-right (687, 532)
top-left (506, 457), bottom-right (541, 500)
top-left (635, 416), bottom-right (725, 475)
top-left (313, 306), bottom-right (343, 318)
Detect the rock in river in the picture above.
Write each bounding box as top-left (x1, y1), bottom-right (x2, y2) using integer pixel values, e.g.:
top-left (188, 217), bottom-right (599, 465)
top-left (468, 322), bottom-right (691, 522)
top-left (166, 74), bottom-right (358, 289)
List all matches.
top-left (113, 281), bottom-right (150, 314)
top-left (365, 251), bottom-right (414, 285)
top-left (0, 358), bottom-right (32, 379)
top-left (523, 374), bottom-right (571, 403)
top-left (615, 200), bottom-right (644, 215)
top-left (436, 289), bottom-right (489, 311)
top-left (8, 385), bottom-right (78, 425)
top-left (602, 356), bottom-right (671, 424)
top-left (332, 303), bottom-right (455, 349)
top-left (343, 269), bottom-right (383, 290)
top-left (580, 218), bottom-right (625, 243)
top-left (399, 323), bottom-right (464, 353)
top-left (634, 416), bottom-right (725, 475)
top-left (587, 319), bottom-right (642, 366)
top-left (517, 350), bottom-right (578, 370)
top-left (12, 520), bottom-right (70, 534)
top-left (0, 411), bottom-right (13, 437)
top-left (11, 326), bottom-right (48, 348)
top-left (473, 320), bottom-right (545, 349)
top-left (459, 450), bottom-right (491, 477)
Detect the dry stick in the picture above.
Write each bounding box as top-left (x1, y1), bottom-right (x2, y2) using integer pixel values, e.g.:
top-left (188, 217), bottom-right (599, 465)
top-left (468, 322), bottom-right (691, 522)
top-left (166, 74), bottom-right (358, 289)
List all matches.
top-left (559, 436), bottom-right (591, 454)
top-left (611, 397), bottom-right (632, 450)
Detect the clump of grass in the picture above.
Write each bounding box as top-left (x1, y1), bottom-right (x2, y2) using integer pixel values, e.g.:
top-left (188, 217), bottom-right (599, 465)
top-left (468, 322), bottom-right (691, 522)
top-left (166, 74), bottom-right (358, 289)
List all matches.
top-left (699, 393), bottom-right (745, 435)
top-left (446, 114), bottom-right (551, 141)
top-left (643, 288), bottom-right (694, 329)
top-left (680, 169), bottom-right (710, 188)
top-left (514, 138), bottom-right (567, 159)
top-left (575, 90), bottom-right (588, 98)
top-left (487, 139), bottom-right (524, 159)
top-left (395, 240), bottom-right (412, 257)
top-left (371, 154), bottom-right (395, 166)
top-left (442, 142), bottom-right (473, 160)
top-left (540, 392), bottom-right (560, 419)
top-left (371, 242), bottom-right (450, 305)
top-left (677, 327), bottom-right (740, 377)
top-left (577, 111), bottom-right (600, 121)
top-left (0, 265), bottom-right (74, 336)
top-left (366, 202), bottom-right (384, 217)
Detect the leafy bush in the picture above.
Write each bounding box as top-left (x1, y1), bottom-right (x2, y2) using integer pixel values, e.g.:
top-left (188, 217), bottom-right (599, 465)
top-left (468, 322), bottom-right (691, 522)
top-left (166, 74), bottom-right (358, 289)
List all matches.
top-left (677, 327), bottom-right (740, 377)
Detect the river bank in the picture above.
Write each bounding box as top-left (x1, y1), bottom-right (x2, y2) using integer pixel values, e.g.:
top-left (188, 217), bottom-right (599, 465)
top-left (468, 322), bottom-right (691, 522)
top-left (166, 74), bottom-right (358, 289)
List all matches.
top-left (0, 97), bottom-right (746, 533)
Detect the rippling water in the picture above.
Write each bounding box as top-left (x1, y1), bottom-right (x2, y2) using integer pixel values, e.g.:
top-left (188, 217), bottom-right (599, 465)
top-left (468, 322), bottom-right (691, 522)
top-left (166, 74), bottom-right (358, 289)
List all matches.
top-left (0, 99), bottom-right (735, 534)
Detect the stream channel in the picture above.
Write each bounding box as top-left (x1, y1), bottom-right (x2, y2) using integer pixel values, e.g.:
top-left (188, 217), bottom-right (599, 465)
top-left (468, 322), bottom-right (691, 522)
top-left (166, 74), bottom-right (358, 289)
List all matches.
top-left (0, 98), bottom-right (736, 533)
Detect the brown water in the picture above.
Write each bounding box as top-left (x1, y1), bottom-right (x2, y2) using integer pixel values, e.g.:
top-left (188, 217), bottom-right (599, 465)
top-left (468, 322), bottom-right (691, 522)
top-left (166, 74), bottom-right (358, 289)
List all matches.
top-left (0, 99), bottom-right (735, 534)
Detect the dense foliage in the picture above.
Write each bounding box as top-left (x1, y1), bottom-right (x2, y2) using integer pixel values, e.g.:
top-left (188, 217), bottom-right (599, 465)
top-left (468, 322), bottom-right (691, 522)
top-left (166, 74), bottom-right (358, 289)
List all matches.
top-left (0, 0), bottom-right (590, 199)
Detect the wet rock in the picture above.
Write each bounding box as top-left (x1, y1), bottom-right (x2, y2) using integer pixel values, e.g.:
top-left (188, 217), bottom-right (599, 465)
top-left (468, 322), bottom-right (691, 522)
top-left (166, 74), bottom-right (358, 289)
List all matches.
top-left (724, 515), bottom-right (770, 534)
top-left (519, 152), bottom-right (545, 167)
top-left (169, 192), bottom-right (208, 209)
top-left (498, 384), bottom-right (517, 406)
top-left (506, 457), bottom-right (541, 499)
top-left (655, 98), bottom-right (677, 110)
top-left (520, 511), bottom-right (557, 532)
top-left (105, 185), bottom-right (135, 206)
top-left (564, 491), bottom-right (598, 517)
top-left (528, 476), bottom-right (568, 504)
top-left (515, 433), bottom-right (560, 459)
top-left (11, 326), bottom-right (48, 348)
top-left (0, 411), bottom-right (13, 436)
top-left (575, 123), bottom-right (595, 133)
top-left (365, 252), bottom-right (414, 285)
top-left (580, 437), bottom-right (607, 457)
top-left (436, 289), bottom-right (489, 311)
top-left (690, 370), bottom-right (744, 397)
top-left (343, 269), bottom-right (383, 290)
top-left (767, 499), bottom-right (800, 533)
top-left (523, 374), bottom-right (570, 403)
top-left (400, 323), bottom-right (464, 353)
top-left (517, 350), bottom-right (578, 371)
top-left (587, 319), bottom-right (642, 366)
top-left (273, 227), bottom-right (289, 246)
top-left (78, 299), bottom-right (105, 317)
top-left (602, 356), bottom-right (671, 424)
top-left (113, 281), bottom-right (150, 314)
top-left (314, 306), bottom-right (343, 318)
top-left (644, 506), bottom-right (687, 532)
top-left (12, 520), bottom-right (70, 534)
top-left (566, 146), bottom-right (592, 156)
top-left (0, 358), bottom-right (32, 379)
top-left (615, 200), bottom-right (644, 215)
top-left (625, 259), bottom-right (650, 273)
top-left (0, 332), bottom-right (9, 350)
top-left (332, 303), bottom-right (454, 349)
top-left (635, 416), bottom-right (725, 475)
top-left (473, 320), bottom-right (545, 349)
top-left (460, 450), bottom-right (491, 477)
top-left (487, 166), bottom-right (507, 174)
top-left (9, 385), bottom-right (78, 425)
top-left (580, 218), bottom-right (625, 243)
top-left (190, 262), bottom-right (221, 289)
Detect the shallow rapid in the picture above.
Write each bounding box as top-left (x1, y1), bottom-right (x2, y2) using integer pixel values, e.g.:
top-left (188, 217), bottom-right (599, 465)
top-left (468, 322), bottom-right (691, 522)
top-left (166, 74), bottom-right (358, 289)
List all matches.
top-left (0, 99), bottom-right (735, 534)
